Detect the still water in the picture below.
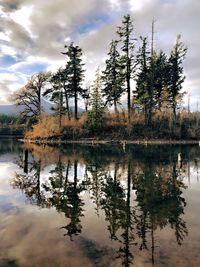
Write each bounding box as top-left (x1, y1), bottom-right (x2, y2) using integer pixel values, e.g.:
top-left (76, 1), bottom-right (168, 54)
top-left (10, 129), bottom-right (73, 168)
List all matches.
top-left (0, 140), bottom-right (200, 267)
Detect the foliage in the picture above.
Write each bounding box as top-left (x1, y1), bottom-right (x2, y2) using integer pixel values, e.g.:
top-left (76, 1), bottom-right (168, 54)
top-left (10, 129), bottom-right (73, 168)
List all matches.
top-left (11, 14), bottom-right (190, 140)
top-left (168, 35), bottom-right (187, 116)
top-left (135, 36), bottom-right (151, 123)
top-left (102, 40), bottom-right (125, 113)
top-left (0, 114), bottom-right (18, 125)
top-left (84, 68), bottom-right (105, 134)
top-left (117, 14), bottom-right (135, 123)
top-left (62, 42), bottom-right (85, 120)
top-left (25, 116), bottom-right (61, 139)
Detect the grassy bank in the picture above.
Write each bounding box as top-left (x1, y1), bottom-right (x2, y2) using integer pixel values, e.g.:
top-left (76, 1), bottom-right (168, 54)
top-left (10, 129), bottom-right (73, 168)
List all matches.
top-left (22, 110), bottom-right (200, 144)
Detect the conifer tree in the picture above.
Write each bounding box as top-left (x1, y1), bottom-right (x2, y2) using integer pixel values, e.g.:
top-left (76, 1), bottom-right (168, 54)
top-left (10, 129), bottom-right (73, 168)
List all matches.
top-left (60, 66), bottom-right (72, 120)
top-left (135, 37), bottom-right (150, 124)
top-left (85, 68), bottom-right (104, 133)
top-left (43, 67), bottom-right (72, 121)
top-left (82, 84), bottom-right (90, 112)
top-left (168, 35), bottom-right (187, 117)
top-left (117, 14), bottom-right (135, 124)
top-left (43, 69), bottom-right (66, 128)
top-left (102, 40), bottom-right (124, 114)
top-left (62, 42), bottom-right (85, 120)
top-left (153, 50), bottom-right (170, 110)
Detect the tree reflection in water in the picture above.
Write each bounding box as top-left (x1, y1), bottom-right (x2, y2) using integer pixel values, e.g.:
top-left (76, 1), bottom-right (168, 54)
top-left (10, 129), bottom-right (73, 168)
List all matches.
top-left (11, 144), bottom-right (190, 266)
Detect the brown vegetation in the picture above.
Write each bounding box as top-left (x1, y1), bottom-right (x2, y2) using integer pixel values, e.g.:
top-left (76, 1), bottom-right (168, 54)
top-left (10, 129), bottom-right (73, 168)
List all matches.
top-left (24, 110), bottom-right (200, 142)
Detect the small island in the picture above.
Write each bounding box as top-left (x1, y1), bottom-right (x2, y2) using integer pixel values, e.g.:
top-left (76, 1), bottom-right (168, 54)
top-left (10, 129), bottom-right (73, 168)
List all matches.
top-left (2, 14), bottom-right (199, 145)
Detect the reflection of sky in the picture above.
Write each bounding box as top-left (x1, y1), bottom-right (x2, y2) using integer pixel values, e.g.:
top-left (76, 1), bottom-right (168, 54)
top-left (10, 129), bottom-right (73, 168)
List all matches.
top-left (183, 165), bottom-right (200, 188)
top-left (0, 160), bottom-right (119, 267)
top-left (0, 150), bottom-right (200, 266)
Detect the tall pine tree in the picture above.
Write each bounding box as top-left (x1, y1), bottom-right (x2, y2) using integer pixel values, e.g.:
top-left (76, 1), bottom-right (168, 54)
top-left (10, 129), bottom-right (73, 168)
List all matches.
top-left (117, 14), bottom-right (135, 124)
top-left (62, 43), bottom-right (85, 120)
top-left (168, 35), bottom-right (187, 117)
top-left (43, 68), bottom-right (66, 128)
top-left (85, 67), bottom-right (104, 133)
top-left (135, 37), bottom-right (151, 124)
top-left (153, 50), bottom-right (170, 111)
top-left (102, 40), bottom-right (124, 114)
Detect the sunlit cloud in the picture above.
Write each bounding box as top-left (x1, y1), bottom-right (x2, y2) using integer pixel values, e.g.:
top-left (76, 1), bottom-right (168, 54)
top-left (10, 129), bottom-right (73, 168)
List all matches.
top-left (9, 5), bottom-right (34, 36)
top-left (0, 0), bottom-right (199, 108)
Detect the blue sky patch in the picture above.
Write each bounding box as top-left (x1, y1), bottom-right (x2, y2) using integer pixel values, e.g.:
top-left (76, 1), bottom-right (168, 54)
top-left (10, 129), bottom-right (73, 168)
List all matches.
top-left (77, 14), bottom-right (115, 34)
top-left (0, 55), bottom-right (19, 68)
top-left (15, 62), bottom-right (49, 75)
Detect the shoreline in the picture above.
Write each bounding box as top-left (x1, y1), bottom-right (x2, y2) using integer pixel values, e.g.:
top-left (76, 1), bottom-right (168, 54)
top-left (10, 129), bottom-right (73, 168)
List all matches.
top-left (20, 138), bottom-right (200, 145)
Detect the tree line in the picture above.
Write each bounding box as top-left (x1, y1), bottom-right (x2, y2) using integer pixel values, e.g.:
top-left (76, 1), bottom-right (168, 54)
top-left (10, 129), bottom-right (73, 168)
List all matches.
top-left (14, 14), bottom-right (187, 130)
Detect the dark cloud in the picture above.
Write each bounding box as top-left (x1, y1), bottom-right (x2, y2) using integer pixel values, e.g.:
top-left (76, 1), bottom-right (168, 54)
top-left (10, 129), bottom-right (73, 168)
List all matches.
top-left (0, 0), bottom-right (21, 12)
top-left (0, 16), bottom-right (34, 55)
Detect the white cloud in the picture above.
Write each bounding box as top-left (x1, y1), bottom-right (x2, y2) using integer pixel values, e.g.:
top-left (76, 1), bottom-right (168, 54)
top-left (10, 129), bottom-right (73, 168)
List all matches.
top-left (0, 0), bottom-right (199, 108)
top-left (0, 72), bottom-right (19, 81)
top-left (129, 0), bottom-right (152, 11)
top-left (109, 0), bottom-right (121, 11)
top-left (0, 44), bottom-right (16, 56)
top-left (0, 32), bottom-right (10, 42)
top-left (9, 5), bottom-right (33, 36)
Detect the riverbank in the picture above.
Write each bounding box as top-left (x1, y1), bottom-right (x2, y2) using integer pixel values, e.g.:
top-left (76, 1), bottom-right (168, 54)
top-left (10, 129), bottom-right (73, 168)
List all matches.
top-left (22, 112), bottom-right (200, 145)
top-left (20, 138), bottom-right (200, 145)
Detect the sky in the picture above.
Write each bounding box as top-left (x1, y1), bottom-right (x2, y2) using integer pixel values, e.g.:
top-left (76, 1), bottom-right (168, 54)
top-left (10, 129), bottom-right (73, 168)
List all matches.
top-left (0, 0), bottom-right (199, 109)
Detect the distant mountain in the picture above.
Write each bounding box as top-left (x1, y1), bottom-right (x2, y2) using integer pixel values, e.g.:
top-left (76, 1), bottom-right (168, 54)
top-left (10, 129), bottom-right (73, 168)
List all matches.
top-left (0, 100), bottom-right (84, 116)
top-left (0, 99), bottom-right (53, 116)
top-left (0, 104), bottom-right (19, 116)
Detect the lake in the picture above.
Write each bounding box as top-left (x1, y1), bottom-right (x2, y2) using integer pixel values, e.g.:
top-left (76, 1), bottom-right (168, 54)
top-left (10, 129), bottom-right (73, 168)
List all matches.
top-left (0, 140), bottom-right (200, 267)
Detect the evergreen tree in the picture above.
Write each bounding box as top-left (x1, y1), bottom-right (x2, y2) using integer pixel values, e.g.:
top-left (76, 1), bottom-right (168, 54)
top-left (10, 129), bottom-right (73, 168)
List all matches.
top-left (60, 66), bottom-right (72, 120)
top-left (43, 68), bottom-right (66, 128)
top-left (153, 51), bottom-right (170, 111)
top-left (82, 84), bottom-right (90, 112)
top-left (102, 40), bottom-right (124, 114)
top-left (84, 68), bottom-right (104, 133)
top-left (62, 42), bottom-right (85, 120)
top-left (43, 67), bottom-right (72, 121)
top-left (148, 19), bottom-right (156, 125)
top-left (117, 14), bottom-right (135, 124)
top-left (135, 37), bottom-right (150, 124)
top-left (168, 35), bottom-right (187, 117)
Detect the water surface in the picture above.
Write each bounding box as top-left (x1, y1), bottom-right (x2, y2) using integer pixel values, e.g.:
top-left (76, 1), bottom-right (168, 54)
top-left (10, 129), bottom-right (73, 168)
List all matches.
top-left (0, 140), bottom-right (200, 267)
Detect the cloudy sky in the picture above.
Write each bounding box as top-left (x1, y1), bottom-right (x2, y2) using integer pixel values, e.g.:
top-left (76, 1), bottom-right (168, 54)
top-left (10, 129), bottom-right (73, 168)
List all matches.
top-left (0, 0), bottom-right (199, 108)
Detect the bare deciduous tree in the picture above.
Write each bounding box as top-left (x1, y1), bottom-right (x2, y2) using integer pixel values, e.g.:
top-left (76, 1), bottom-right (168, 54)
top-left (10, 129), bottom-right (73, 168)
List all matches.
top-left (13, 72), bottom-right (51, 122)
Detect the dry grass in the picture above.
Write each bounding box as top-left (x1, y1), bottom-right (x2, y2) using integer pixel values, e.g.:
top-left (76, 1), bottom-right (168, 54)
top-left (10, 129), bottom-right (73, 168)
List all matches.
top-left (25, 116), bottom-right (61, 139)
top-left (62, 114), bottom-right (87, 129)
top-left (24, 110), bottom-right (200, 140)
top-left (25, 114), bottom-right (87, 140)
top-left (104, 111), bottom-right (128, 126)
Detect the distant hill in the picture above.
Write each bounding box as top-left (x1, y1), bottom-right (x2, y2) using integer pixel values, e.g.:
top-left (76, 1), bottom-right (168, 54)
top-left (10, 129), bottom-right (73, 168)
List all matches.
top-left (0, 104), bottom-right (18, 116)
top-left (0, 100), bottom-right (84, 116)
top-left (0, 99), bottom-right (53, 116)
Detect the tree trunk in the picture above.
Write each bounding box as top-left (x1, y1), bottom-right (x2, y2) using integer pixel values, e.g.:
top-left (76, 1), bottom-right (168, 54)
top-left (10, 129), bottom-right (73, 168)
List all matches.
top-left (38, 87), bottom-right (41, 121)
top-left (127, 76), bottom-right (131, 124)
top-left (74, 89), bottom-right (78, 120)
top-left (173, 103), bottom-right (176, 118)
top-left (74, 160), bottom-right (78, 188)
top-left (59, 92), bottom-right (63, 129)
top-left (114, 100), bottom-right (118, 116)
top-left (23, 149), bottom-right (29, 174)
top-left (64, 87), bottom-right (71, 120)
